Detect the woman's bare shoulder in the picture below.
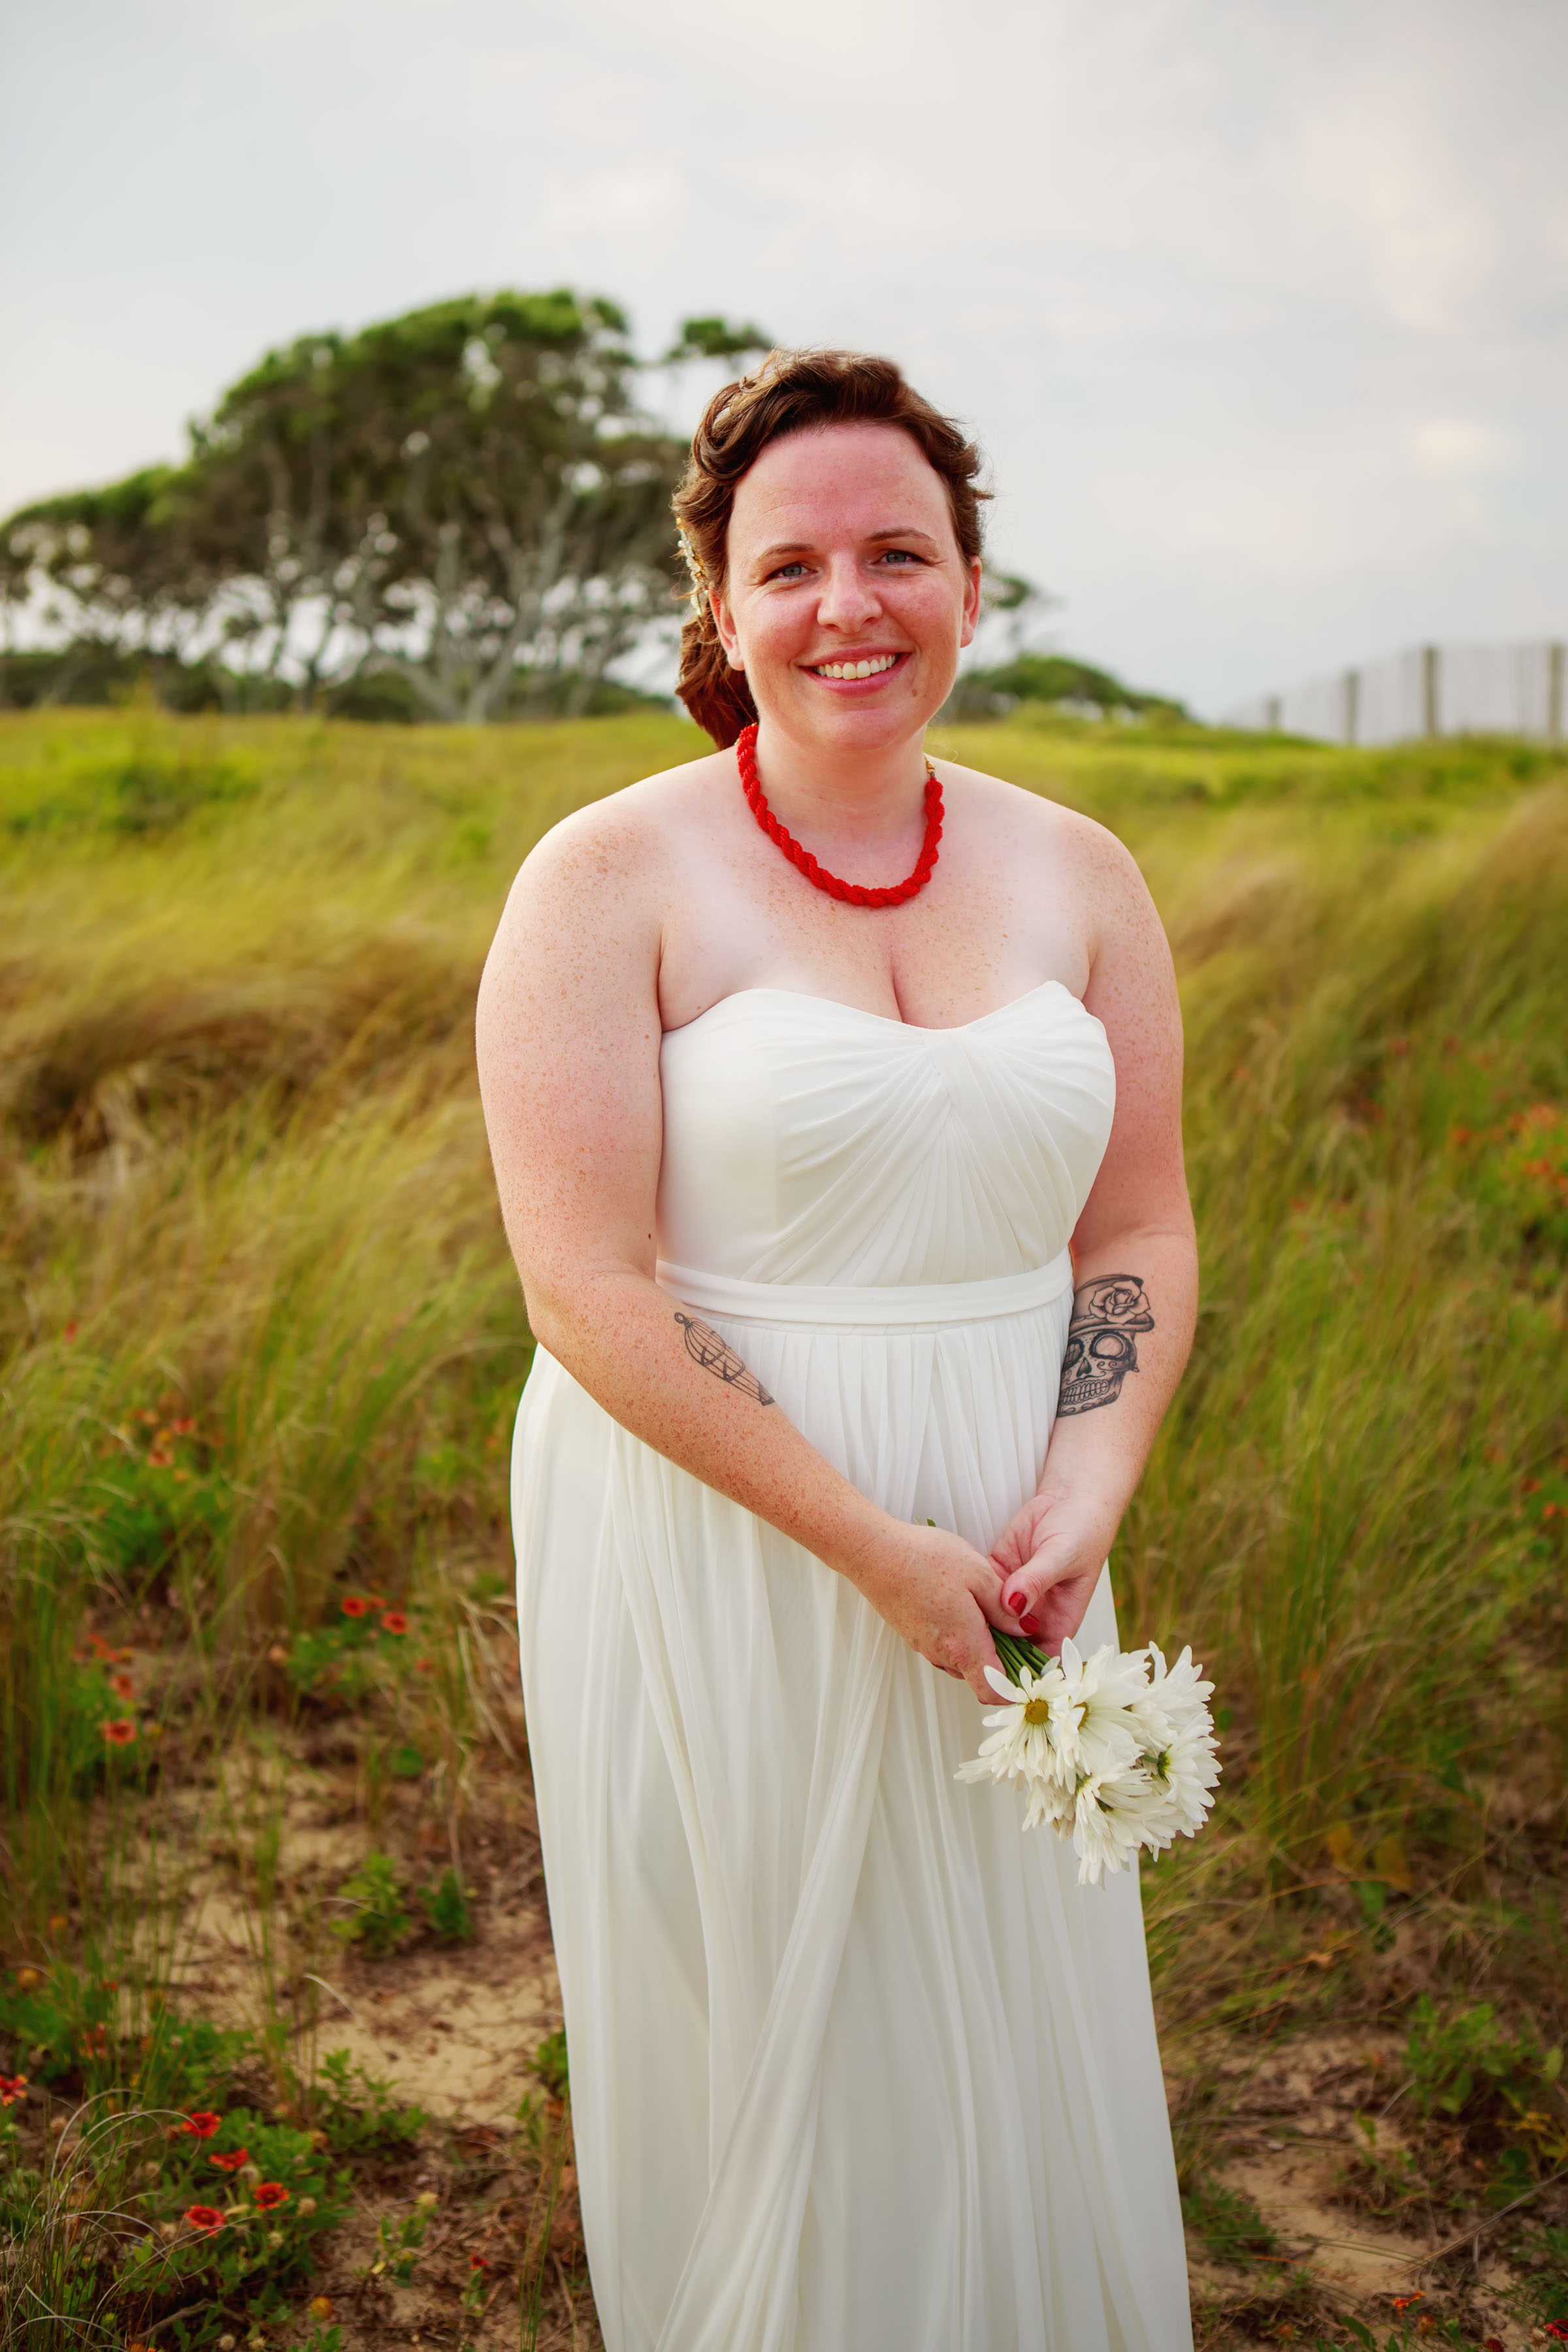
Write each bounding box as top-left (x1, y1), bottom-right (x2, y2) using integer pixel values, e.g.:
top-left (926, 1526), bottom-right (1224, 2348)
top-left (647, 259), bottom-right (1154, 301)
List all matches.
top-left (937, 754), bottom-right (1145, 894)
top-left (512, 747), bottom-right (731, 898)
top-left (488, 751), bottom-right (740, 971)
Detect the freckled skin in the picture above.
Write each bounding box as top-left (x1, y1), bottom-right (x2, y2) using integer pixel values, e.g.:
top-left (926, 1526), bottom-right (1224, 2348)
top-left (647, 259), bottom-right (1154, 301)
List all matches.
top-left (476, 421), bottom-right (1197, 1700)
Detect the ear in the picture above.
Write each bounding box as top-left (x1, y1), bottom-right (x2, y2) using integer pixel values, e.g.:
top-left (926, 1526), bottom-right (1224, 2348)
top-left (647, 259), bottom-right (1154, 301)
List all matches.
top-left (709, 584), bottom-right (747, 674)
top-left (958, 555), bottom-right (983, 651)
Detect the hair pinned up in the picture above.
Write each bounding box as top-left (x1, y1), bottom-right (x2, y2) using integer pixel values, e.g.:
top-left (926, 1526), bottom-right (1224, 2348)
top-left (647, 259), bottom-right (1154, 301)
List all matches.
top-left (672, 349), bottom-right (989, 747)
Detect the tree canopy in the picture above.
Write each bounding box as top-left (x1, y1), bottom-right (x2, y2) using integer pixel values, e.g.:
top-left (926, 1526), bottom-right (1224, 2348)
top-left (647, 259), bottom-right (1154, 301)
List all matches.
top-left (1, 295), bottom-right (770, 721)
top-left (944, 651), bottom-right (1185, 722)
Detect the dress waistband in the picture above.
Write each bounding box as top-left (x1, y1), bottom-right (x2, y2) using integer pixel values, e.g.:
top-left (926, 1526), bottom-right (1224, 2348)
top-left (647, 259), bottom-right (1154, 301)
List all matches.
top-left (655, 1250), bottom-right (1074, 1330)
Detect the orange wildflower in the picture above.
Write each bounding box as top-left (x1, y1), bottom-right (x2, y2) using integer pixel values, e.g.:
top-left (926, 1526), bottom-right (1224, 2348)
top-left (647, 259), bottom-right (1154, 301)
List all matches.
top-left (101, 1719), bottom-right (137, 1746)
top-left (208, 2146), bottom-right (250, 2172)
top-left (340, 1595), bottom-right (370, 1619)
top-left (380, 1611), bottom-right (409, 1635)
top-left (252, 2181), bottom-right (289, 2211)
top-left (183, 2204), bottom-right (225, 2233)
top-left (180, 2110), bottom-right (222, 2140)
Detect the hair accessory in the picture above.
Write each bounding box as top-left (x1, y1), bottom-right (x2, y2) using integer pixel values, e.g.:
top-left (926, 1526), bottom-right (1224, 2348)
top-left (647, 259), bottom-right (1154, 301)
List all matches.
top-left (675, 526), bottom-right (709, 612)
top-left (735, 723), bottom-right (942, 908)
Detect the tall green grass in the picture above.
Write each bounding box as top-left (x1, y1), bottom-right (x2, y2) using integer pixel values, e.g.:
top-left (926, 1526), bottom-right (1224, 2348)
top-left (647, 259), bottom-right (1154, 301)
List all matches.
top-left (1, 707), bottom-right (1563, 1982)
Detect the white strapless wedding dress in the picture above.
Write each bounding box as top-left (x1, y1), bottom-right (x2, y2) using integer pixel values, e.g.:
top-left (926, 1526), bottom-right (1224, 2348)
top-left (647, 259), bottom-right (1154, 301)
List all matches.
top-left (512, 982), bottom-right (1192, 2352)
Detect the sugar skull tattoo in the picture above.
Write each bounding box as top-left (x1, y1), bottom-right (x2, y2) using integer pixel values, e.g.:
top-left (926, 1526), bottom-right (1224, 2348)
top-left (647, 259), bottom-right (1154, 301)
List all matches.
top-left (675, 1313), bottom-right (774, 1405)
top-left (1058, 1274), bottom-right (1154, 1416)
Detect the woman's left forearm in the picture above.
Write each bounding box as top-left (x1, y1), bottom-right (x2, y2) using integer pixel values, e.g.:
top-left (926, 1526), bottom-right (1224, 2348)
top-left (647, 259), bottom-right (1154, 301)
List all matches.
top-left (1038, 1224), bottom-right (1198, 1535)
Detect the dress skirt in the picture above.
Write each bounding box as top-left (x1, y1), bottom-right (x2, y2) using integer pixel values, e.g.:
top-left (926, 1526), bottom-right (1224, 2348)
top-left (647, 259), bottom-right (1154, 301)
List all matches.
top-left (512, 1255), bottom-right (1192, 2352)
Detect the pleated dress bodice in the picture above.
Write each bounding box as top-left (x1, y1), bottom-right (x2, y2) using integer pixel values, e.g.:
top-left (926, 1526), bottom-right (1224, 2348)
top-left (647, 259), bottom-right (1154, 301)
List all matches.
top-left (655, 980), bottom-right (1116, 1291)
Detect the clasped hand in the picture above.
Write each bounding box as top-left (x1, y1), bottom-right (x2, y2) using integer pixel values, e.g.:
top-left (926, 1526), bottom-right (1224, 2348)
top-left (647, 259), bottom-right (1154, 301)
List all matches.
top-left (854, 1492), bottom-right (1112, 1705)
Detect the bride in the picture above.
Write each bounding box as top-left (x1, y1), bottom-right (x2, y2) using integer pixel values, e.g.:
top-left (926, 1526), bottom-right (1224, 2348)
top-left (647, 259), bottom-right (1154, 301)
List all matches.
top-left (477, 348), bottom-right (1198, 2352)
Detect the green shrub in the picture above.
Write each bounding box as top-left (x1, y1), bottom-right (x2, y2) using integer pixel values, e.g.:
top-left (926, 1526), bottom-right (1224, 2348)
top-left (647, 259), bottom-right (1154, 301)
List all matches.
top-left (331, 1854), bottom-right (411, 1958)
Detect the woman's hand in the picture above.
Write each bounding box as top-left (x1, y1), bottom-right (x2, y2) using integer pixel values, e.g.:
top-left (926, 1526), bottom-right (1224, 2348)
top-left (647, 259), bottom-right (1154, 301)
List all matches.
top-left (848, 1522), bottom-right (1016, 1703)
top-left (989, 1489), bottom-right (1119, 1654)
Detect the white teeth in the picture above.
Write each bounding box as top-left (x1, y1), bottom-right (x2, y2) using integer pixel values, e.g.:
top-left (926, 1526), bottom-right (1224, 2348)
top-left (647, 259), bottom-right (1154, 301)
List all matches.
top-left (814, 653), bottom-right (899, 679)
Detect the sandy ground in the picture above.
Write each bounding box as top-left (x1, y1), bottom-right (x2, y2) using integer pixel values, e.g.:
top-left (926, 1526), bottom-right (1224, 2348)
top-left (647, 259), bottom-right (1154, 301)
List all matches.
top-left (106, 1743), bottom-right (1544, 2349)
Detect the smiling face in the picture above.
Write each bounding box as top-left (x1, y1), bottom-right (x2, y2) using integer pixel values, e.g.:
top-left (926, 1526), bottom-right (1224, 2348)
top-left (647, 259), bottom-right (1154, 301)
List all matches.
top-left (710, 421), bottom-right (983, 756)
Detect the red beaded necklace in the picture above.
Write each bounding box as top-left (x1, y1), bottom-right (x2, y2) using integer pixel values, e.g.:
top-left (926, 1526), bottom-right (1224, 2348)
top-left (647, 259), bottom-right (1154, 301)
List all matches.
top-left (734, 723), bottom-right (943, 909)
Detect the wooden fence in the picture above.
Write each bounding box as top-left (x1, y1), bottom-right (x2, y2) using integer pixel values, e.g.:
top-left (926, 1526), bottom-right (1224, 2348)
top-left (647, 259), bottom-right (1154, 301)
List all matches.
top-left (1226, 640), bottom-right (1566, 745)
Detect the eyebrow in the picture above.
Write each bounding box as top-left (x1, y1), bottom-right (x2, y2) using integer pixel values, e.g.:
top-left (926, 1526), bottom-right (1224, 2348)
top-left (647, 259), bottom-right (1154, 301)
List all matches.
top-left (754, 524), bottom-right (943, 563)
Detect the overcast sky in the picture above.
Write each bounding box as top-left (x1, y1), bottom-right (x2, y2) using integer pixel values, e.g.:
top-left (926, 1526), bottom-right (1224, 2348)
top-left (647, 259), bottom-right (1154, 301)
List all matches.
top-left (3, 0), bottom-right (1564, 712)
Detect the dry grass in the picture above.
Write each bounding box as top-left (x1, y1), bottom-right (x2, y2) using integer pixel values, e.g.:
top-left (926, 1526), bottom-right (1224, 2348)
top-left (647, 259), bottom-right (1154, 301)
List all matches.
top-left (1, 704), bottom-right (1565, 2349)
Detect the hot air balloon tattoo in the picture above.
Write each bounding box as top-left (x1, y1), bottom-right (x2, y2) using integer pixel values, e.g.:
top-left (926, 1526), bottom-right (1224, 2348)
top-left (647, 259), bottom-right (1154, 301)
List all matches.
top-left (674, 1313), bottom-right (774, 1405)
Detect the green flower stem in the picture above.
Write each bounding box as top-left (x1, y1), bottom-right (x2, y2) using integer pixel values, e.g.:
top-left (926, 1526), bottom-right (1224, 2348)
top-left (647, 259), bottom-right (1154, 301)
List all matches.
top-left (990, 1629), bottom-right (1050, 1686)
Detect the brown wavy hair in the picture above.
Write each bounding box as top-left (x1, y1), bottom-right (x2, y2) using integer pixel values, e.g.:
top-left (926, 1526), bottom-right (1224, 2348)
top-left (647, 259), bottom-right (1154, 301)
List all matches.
top-left (672, 348), bottom-right (989, 747)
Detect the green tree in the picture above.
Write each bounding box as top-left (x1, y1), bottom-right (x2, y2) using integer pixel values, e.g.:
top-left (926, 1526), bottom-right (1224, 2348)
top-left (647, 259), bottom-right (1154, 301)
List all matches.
top-left (0, 466), bottom-right (206, 693)
top-left (1, 292), bottom-right (772, 720)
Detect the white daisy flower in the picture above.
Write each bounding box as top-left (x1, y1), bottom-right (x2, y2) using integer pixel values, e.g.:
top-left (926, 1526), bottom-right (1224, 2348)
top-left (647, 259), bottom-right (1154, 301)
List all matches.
top-left (955, 1659), bottom-right (1070, 1790)
top-left (1022, 1771), bottom-right (1076, 1834)
top-left (1136, 1644), bottom-right (1222, 1840)
top-left (1070, 1771), bottom-right (1147, 1886)
top-left (956, 1631), bottom-right (1223, 1878)
top-left (1052, 1637), bottom-right (1147, 1784)
top-left (1141, 1644), bottom-right (1215, 1746)
top-left (1162, 1727), bottom-right (1222, 1838)
top-left (1109, 1757), bottom-right (1183, 1857)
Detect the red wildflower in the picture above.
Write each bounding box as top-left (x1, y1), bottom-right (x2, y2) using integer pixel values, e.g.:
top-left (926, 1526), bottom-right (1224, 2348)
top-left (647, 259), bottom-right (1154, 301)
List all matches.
top-left (1544, 2328), bottom-right (1568, 2344)
top-left (183, 2204), bottom-right (225, 2234)
top-left (208, 2146), bottom-right (250, 2172)
top-left (0, 2074), bottom-right (26, 2105)
top-left (100, 1718), bottom-right (137, 1746)
top-left (180, 2111), bottom-right (223, 2140)
top-left (63, 1320), bottom-right (78, 1341)
top-left (252, 2181), bottom-right (289, 2212)
top-left (1391, 2295), bottom-right (1423, 2313)
top-left (470, 2253), bottom-right (491, 2271)
top-left (172, 1416), bottom-right (195, 1435)
top-left (380, 1611), bottom-right (409, 1635)
top-left (340, 1595), bottom-right (370, 1619)
top-left (415, 1657), bottom-right (436, 1674)
top-left (110, 1673), bottom-right (135, 1699)
top-left (365, 1592), bottom-right (388, 1608)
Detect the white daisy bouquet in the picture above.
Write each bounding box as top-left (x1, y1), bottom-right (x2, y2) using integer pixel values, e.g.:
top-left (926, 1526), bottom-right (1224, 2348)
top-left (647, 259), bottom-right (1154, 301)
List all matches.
top-left (957, 1627), bottom-right (1221, 1886)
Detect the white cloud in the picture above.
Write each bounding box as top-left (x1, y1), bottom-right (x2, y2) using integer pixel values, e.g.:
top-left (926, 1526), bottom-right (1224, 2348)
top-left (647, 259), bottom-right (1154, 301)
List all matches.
top-left (1413, 421), bottom-right (1509, 478)
top-left (1, 0), bottom-right (1565, 708)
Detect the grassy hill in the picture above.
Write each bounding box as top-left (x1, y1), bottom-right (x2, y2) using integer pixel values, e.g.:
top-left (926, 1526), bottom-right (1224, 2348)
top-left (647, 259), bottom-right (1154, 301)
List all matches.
top-left (1, 706), bottom-right (1565, 2347)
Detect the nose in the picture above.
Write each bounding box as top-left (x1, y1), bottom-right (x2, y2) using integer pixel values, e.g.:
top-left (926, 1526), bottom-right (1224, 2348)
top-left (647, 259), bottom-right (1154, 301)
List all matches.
top-left (815, 553), bottom-right (881, 632)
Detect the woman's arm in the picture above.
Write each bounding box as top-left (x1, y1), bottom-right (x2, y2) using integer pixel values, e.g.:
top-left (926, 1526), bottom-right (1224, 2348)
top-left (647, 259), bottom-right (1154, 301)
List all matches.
top-left (476, 799), bottom-right (1015, 1701)
top-left (991, 828), bottom-right (1198, 1648)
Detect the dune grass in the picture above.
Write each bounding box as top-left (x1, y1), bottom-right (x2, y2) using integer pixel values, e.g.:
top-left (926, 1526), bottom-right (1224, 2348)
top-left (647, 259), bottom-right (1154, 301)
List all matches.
top-left (1, 704), bottom-right (1565, 2343)
top-left (3, 702), bottom-right (1565, 1907)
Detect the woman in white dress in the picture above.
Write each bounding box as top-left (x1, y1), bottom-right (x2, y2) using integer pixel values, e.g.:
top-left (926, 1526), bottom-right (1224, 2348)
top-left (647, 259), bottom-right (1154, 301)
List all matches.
top-left (477, 349), bottom-right (1199, 2352)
